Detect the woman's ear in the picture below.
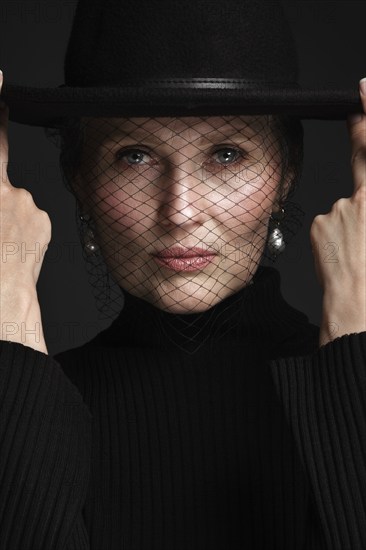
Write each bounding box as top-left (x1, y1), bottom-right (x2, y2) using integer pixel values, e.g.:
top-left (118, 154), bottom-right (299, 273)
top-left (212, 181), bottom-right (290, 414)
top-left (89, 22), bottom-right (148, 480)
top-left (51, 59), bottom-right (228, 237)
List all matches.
top-left (277, 165), bottom-right (296, 206)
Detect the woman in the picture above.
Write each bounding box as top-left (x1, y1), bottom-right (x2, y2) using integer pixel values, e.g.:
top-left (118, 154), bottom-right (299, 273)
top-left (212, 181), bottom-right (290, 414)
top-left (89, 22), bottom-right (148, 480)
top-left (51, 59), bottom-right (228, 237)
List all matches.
top-left (0, 0), bottom-right (365, 548)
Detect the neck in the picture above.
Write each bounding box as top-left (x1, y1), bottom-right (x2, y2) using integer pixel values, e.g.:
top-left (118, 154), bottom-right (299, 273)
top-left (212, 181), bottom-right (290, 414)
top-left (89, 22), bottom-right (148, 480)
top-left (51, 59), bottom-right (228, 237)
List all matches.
top-left (90, 265), bottom-right (311, 356)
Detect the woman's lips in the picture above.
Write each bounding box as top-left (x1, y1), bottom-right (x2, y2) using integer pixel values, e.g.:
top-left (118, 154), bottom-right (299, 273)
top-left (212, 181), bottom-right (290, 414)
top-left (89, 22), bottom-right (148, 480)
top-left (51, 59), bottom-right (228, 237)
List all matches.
top-left (153, 246), bottom-right (217, 272)
top-left (154, 255), bottom-right (216, 272)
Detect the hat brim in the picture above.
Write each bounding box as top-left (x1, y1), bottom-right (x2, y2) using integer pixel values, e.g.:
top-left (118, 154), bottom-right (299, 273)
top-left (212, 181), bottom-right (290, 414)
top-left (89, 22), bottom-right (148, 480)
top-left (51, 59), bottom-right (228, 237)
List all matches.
top-left (1, 82), bottom-right (362, 128)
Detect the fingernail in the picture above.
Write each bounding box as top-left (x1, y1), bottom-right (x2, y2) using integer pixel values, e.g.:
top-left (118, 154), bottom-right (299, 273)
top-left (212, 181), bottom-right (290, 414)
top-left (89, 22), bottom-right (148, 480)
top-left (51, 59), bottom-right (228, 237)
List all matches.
top-left (349, 113), bottom-right (363, 124)
top-left (360, 77), bottom-right (366, 95)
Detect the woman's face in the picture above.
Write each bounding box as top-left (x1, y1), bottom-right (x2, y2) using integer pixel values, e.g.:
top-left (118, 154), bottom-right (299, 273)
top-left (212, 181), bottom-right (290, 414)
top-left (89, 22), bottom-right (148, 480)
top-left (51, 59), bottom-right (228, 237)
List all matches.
top-left (75, 116), bottom-right (289, 313)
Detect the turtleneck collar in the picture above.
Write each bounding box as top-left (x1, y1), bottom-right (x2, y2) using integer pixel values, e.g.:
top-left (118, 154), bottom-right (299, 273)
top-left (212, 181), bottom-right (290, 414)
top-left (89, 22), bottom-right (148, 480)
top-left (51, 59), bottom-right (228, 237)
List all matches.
top-left (90, 265), bottom-right (312, 354)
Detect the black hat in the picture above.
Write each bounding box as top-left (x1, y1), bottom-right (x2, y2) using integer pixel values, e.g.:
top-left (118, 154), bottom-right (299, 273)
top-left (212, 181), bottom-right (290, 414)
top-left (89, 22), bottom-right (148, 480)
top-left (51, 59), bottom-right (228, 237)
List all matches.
top-left (1, 0), bottom-right (363, 128)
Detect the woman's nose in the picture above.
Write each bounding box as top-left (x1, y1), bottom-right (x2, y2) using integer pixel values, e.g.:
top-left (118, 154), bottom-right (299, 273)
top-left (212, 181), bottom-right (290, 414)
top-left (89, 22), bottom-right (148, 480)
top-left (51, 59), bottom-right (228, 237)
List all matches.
top-left (158, 164), bottom-right (208, 228)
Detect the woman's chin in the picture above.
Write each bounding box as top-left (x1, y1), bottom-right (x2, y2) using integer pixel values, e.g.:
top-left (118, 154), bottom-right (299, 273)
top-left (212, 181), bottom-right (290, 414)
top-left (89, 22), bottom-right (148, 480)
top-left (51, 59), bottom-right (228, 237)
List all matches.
top-left (118, 271), bottom-right (252, 313)
top-left (148, 283), bottom-right (237, 314)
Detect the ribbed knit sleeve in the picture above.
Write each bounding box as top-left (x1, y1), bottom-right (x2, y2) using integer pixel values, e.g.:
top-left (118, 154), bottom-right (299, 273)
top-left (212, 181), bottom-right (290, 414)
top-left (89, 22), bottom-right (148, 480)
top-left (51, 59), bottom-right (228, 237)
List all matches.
top-left (269, 331), bottom-right (366, 550)
top-left (0, 340), bottom-right (92, 550)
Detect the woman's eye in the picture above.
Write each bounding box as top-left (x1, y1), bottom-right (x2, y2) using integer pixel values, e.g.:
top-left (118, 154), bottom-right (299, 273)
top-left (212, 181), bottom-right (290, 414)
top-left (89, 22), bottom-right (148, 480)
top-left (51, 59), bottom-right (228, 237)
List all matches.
top-left (115, 148), bottom-right (152, 166)
top-left (212, 147), bottom-right (242, 166)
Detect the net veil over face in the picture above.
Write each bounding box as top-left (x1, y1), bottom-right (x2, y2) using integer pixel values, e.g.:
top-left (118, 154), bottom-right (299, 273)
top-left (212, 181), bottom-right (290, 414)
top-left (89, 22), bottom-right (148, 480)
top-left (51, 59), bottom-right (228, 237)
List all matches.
top-left (47, 114), bottom-right (305, 351)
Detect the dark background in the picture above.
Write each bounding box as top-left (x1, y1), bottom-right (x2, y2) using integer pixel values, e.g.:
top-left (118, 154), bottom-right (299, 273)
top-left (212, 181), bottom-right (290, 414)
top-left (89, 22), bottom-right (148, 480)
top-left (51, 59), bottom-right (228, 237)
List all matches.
top-left (0, 1), bottom-right (365, 356)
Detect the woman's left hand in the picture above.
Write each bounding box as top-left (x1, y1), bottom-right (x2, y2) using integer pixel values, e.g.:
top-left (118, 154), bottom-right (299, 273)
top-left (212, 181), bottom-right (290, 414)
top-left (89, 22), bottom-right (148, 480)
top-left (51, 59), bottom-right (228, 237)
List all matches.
top-left (310, 77), bottom-right (366, 347)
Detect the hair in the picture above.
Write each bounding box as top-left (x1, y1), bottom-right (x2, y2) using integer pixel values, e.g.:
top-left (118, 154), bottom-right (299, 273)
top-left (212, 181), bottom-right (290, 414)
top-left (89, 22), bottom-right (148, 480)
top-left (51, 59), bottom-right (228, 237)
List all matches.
top-left (44, 114), bottom-right (305, 320)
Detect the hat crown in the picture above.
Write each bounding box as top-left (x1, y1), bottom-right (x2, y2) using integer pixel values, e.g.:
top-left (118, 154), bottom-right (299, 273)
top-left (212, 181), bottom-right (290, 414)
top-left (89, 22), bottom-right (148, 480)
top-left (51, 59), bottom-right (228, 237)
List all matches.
top-left (64, 0), bottom-right (299, 87)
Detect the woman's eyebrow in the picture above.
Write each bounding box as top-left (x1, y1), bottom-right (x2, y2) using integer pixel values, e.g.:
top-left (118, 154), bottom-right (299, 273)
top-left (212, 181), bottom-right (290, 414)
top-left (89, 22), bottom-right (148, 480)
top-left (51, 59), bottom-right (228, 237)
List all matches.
top-left (195, 129), bottom-right (259, 144)
top-left (90, 119), bottom-right (263, 146)
top-left (192, 128), bottom-right (267, 150)
top-left (101, 126), bottom-right (260, 145)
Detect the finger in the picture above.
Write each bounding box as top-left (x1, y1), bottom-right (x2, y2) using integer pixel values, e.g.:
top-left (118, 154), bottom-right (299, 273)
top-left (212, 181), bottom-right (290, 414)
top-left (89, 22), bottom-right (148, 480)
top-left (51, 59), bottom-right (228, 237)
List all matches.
top-left (347, 77), bottom-right (366, 194)
top-left (0, 70), bottom-right (10, 187)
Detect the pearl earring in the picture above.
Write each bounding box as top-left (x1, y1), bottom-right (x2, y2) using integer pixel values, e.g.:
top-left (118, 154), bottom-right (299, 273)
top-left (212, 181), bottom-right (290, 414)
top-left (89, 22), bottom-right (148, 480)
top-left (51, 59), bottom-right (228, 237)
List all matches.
top-left (80, 213), bottom-right (99, 255)
top-left (267, 207), bottom-right (286, 259)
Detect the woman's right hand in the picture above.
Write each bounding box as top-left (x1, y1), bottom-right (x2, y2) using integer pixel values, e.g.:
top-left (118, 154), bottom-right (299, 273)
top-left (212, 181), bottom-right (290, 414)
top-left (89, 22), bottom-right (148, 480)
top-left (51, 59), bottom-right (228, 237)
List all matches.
top-left (0, 71), bottom-right (51, 353)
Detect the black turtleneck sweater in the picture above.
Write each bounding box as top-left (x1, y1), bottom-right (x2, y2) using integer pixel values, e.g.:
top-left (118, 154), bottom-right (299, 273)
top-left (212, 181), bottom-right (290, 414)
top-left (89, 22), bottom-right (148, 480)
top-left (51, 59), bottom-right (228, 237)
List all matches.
top-left (0, 265), bottom-right (366, 549)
